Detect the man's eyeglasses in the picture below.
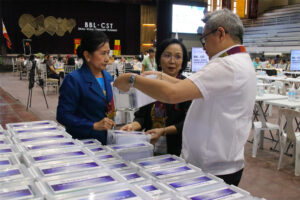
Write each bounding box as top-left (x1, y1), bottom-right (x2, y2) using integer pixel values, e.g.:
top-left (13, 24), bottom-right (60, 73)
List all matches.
top-left (199, 29), bottom-right (218, 47)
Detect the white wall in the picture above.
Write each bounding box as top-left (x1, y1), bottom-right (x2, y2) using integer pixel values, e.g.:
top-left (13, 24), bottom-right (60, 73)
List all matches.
top-left (171, 33), bottom-right (202, 54)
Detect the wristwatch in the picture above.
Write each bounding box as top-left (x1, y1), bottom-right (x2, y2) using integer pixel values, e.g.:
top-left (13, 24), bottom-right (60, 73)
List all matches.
top-left (129, 74), bottom-right (137, 87)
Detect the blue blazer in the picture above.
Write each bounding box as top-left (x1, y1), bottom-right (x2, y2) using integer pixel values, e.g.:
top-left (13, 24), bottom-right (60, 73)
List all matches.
top-left (56, 64), bottom-right (113, 144)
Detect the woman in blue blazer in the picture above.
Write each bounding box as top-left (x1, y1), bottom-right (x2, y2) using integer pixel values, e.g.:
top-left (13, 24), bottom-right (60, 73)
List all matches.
top-left (57, 31), bottom-right (115, 144)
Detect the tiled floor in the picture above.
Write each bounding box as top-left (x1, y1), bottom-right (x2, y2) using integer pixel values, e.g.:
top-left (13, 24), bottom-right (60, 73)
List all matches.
top-left (1, 71), bottom-right (300, 199)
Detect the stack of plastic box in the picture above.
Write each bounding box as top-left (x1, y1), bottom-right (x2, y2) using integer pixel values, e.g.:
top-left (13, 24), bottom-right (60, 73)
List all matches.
top-left (107, 142), bottom-right (154, 161)
top-left (0, 120), bottom-right (266, 200)
top-left (0, 123), bottom-right (44, 199)
top-left (107, 130), bottom-right (151, 145)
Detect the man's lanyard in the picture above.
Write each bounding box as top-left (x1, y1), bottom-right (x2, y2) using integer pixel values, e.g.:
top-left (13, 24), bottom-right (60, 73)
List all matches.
top-left (219, 45), bottom-right (247, 58)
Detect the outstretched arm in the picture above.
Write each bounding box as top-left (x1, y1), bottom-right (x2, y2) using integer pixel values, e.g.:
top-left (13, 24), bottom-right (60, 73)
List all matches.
top-left (113, 73), bottom-right (202, 104)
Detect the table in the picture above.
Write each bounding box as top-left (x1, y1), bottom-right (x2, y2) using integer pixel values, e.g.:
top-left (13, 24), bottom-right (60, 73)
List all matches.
top-left (255, 94), bottom-right (288, 148)
top-left (264, 99), bottom-right (300, 153)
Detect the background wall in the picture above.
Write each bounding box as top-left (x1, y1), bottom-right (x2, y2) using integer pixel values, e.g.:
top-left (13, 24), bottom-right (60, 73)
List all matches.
top-left (257, 0), bottom-right (288, 15)
top-left (1, 0), bottom-right (140, 55)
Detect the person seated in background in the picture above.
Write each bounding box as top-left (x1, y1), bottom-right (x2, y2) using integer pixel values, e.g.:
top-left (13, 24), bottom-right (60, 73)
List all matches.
top-left (44, 54), bottom-right (63, 85)
top-left (133, 55), bottom-right (142, 71)
top-left (253, 57), bottom-right (262, 69)
top-left (142, 47), bottom-right (157, 72)
top-left (286, 60), bottom-right (291, 71)
top-left (269, 58), bottom-right (277, 68)
top-left (120, 38), bottom-right (191, 156)
top-left (57, 31), bottom-right (115, 144)
top-left (16, 54), bottom-right (26, 72)
top-left (277, 59), bottom-right (287, 70)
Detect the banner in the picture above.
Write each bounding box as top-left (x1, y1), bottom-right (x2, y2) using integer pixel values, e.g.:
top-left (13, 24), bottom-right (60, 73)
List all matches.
top-left (2, 20), bottom-right (12, 49)
top-left (74, 38), bottom-right (81, 55)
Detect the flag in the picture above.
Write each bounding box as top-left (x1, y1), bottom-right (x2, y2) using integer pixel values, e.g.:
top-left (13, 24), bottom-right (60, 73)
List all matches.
top-left (2, 20), bottom-right (12, 49)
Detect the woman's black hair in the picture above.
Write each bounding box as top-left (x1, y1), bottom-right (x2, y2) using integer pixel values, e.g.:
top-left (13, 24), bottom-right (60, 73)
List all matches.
top-left (77, 31), bottom-right (109, 62)
top-left (155, 38), bottom-right (188, 74)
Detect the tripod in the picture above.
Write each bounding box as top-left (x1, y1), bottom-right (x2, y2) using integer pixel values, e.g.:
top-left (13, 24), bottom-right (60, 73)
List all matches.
top-left (26, 59), bottom-right (49, 110)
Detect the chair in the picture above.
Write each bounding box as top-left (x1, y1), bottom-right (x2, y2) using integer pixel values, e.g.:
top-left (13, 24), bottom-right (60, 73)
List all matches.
top-left (277, 108), bottom-right (300, 176)
top-left (11, 58), bottom-right (18, 75)
top-left (40, 64), bottom-right (59, 94)
top-left (252, 102), bottom-right (280, 157)
top-left (63, 65), bottom-right (75, 75)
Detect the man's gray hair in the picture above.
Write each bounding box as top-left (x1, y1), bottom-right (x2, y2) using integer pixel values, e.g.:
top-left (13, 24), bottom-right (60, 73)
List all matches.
top-left (202, 9), bottom-right (244, 44)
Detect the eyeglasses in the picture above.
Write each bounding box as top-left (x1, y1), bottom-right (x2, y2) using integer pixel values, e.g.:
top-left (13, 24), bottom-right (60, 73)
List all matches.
top-left (199, 29), bottom-right (218, 47)
top-left (161, 53), bottom-right (183, 61)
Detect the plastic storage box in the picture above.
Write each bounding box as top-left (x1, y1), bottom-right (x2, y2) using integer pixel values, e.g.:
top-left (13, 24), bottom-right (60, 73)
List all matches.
top-left (17, 138), bottom-right (78, 152)
top-left (9, 126), bottom-right (64, 136)
top-left (84, 144), bottom-right (108, 155)
top-left (0, 137), bottom-right (12, 145)
top-left (115, 168), bottom-right (149, 183)
top-left (46, 183), bottom-right (150, 200)
top-left (133, 154), bottom-right (186, 169)
top-left (22, 147), bottom-right (90, 166)
top-left (107, 142), bottom-right (154, 161)
top-left (102, 160), bottom-right (135, 171)
top-left (183, 185), bottom-right (251, 200)
top-left (39, 170), bottom-right (122, 197)
top-left (133, 179), bottom-right (172, 198)
top-left (0, 179), bottom-right (44, 200)
top-left (0, 144), bottom-right (19, 155)
top-left (6, 120), bottom-right (57, 130)
top-left (30, 157), bottom-right (104, 179)
top-left (0, 154), bottom-right (20, 167)
top-left (77, 138), bottom-right (102, 146)
top-left (163, 173), bottom-right (224, 193)
top-left (93, 152), bottom-right (123, 163)
top-left (107, 130), bottom-right (151, 145)
top-left (0, 164), bottom-right (33, 183)
top-left (145, 163), bottom-right (202, 180)
top-left (13, 131), bottom-right (71, 144)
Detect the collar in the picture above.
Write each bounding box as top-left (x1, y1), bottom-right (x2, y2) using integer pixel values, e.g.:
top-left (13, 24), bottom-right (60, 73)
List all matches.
top-left (211, 45), bottom-right (246, 60)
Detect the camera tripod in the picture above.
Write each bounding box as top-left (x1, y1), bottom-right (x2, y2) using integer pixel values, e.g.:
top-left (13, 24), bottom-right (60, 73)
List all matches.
top-left (26, 61), bottom-right (49, 111)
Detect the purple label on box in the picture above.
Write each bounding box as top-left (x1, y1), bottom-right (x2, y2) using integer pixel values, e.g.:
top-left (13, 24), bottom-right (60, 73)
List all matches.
top-left (16, 127), bottom-right (58, 133)
top-left (0, 148), bottom-right (12, 153)
top-left (190, 188), bottom-right (237, 200)
top-left (83, 140), bottom-right (95, 144)
top-left (0, 189), bottom-right (32, 199)
top-left (0, 140), bottom-right (4, 144)
top-left (109, 163), bottom-right (127, 169)
top-left (152, 166), bottom-right (191, 177)
top-left (21, 135), bottom-right (64, 142)
top-left (0, 131), bottom-right (4, 135)
top-left (34, 151), bottom-right (85, 161)
top-left (42, 162), bottom-right (99, 175)
top-left (91, 147), bottom-right (104, 152)
top-left (98, 190), bottom-right (137, 200)
top-left (125, 173), bottom-right (140, 180)
top-left (142, 185), bottom-right (158, 192)
top-left (170, 176), bottom-right (212, 189)
top-left (97, 154), bottom-right (114, 160)
top-left (0, 169), bottom-right (21, 178)
top-left (0, 160), bottom-right (10, 165)
top-left (12, 122), bottom-right (50, 127)
top-left (112, 143), bottom-right (146, 150)
top-left (139, 157), bottom-right (176, 167)
top-left (51, 175), bottom-right (115, 192)
top-left (29, 142), bottom-right (75, 150)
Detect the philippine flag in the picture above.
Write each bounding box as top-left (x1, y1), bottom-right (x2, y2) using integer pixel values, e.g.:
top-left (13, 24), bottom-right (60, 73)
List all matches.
top-left (2, 20), bottom-right (12, 49)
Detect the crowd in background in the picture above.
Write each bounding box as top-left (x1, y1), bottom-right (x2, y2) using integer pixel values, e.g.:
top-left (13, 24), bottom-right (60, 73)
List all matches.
top-left (252, 54), bottom-right (290, 71)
